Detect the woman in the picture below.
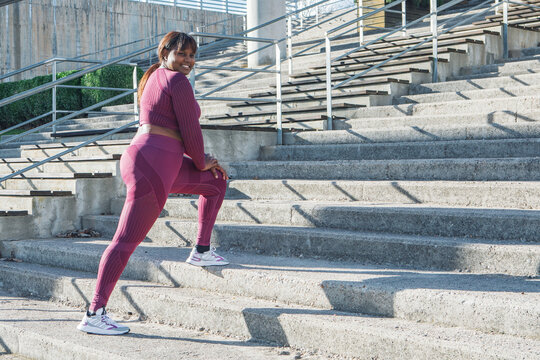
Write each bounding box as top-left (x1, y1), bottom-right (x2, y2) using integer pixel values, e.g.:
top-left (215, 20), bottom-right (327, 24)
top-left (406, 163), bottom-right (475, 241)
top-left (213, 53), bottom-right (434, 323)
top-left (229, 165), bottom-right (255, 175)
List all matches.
top-left (77, 31), bottom-right (229, 336)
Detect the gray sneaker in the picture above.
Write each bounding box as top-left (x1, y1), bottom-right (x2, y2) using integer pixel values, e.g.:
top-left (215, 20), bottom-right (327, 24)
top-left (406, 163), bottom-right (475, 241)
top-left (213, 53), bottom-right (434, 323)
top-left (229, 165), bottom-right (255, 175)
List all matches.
top-left (77, 306), bottom-right (130, 335)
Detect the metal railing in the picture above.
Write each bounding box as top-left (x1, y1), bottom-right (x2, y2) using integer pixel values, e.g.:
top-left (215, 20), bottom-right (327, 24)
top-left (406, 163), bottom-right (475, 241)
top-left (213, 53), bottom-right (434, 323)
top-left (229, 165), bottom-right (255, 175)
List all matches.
top-left (0, 31), bottom-right (282, 184)
top-left (2, 0), bottom-right (530, 184)
top-left (324, 0), bottom-right (506, 129)
top-left (0, 57), bottom-right (139, 140)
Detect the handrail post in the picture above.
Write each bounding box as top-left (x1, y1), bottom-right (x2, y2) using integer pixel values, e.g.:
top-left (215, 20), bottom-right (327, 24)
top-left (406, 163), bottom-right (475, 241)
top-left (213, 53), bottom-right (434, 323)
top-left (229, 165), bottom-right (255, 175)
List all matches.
top-left (133, 65), bottom-right (138, 119)
top-left (502, 0), bottom-right (508, 59)
top-left (287, 15), bottom-right (293, 77)
top-left (275, 42), bottom-right (283, 145)
top-left (52, 60), bottom-right (57, 135)
top-left (325, 33), bottom-right (333, 131)
top-left (359, 0), bottom-right (364, 45)
top-left (190, 64), bottom-right (196, 90)
top-left (430, 0), bottom-right (438, 82)
top-left (402, 0), bottom-right (407, 37)
top-left (316, 5), bottom-right (320, 24)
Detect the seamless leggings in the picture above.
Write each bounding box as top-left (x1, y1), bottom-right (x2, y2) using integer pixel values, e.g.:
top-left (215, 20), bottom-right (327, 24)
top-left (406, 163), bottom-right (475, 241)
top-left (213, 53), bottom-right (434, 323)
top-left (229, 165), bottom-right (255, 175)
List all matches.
top-left (90, 133), bottom-right (227, 311)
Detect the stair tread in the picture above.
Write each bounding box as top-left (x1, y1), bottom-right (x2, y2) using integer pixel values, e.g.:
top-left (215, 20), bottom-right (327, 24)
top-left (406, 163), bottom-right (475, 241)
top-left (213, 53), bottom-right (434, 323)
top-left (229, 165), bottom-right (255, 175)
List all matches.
top-left (8, 237), bottom-right (540, 298)
top-left (0, 290), bottom-right (292, 360)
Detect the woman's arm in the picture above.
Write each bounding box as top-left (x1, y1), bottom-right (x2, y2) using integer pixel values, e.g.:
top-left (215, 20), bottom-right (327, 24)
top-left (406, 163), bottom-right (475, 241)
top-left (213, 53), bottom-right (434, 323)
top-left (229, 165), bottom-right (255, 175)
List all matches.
top-left (170, 76), bottom-right (206, 170)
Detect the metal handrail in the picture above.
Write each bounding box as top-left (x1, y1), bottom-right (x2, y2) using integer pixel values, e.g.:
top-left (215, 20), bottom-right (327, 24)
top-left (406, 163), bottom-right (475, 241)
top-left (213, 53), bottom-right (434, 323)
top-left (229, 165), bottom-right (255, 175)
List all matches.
top-left (0, 57), bottom-right (137, 82)
top-left (324, 0), bottom-right (499, 129)
top-left (0, 31), bottom-right (284, 186)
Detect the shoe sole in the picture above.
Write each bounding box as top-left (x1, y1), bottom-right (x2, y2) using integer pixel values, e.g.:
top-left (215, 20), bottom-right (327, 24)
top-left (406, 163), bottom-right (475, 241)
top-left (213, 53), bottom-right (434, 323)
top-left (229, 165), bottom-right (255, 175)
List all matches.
top-left (186, 260), bottom-right (230, 267)
top-left (77, 324), bottom-right (130, 335)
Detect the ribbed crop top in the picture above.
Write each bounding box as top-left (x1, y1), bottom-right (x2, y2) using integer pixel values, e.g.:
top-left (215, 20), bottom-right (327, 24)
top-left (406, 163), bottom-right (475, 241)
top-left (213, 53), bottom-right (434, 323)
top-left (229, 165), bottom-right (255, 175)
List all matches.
top-left (139, 67), bottom-right (205, 170)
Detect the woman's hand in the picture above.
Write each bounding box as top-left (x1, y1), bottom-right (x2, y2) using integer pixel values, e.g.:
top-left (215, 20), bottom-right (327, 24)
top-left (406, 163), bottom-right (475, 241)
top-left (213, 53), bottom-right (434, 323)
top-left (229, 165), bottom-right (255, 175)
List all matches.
top-left (202, 154), bottom-right (229, 180)
top-left (209, 163), bottom-right (229, 180)
top-left (201, 154), bottom-right (218, 172)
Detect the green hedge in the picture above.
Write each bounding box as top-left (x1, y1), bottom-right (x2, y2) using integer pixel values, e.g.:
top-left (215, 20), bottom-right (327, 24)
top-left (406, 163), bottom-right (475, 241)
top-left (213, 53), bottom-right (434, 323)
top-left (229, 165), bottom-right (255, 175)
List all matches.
top-left (81, 65), bottom-right (143, 109)
top-left (0, 65), bottom-right (143, 131)
top-left (0, 70), bottom-right (80, 130)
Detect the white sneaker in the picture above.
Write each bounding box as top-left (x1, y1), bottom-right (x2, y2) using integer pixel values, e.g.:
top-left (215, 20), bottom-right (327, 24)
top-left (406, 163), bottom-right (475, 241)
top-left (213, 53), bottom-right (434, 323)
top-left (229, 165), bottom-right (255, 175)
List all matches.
top-left (186, 247), bottom-right (229, 266)
top-left (77, 307), bottom-right (130, 335)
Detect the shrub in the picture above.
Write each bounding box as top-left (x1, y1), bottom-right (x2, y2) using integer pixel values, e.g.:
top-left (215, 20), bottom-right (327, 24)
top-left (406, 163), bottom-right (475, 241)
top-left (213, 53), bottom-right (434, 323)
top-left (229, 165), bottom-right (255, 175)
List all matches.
top-left (0, 70), bottom-right (81, 130)
top-left (0, 65), bottom-right (142, 131)
top-left (81, 65), bottom-right (143, 110)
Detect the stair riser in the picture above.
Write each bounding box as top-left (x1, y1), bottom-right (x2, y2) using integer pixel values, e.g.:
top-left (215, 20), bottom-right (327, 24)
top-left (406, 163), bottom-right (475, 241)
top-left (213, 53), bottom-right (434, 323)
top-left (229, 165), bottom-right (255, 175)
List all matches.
top-left (348, 95), bottom-right (539, 118)
top-left (260, 140), bottom-right (540, 161)
top-left (411, 72), bottom-right (540, 94)
top-left (0, 215), bottom-right (34, 241)
top-left (229, 158), bottom-right (540, 182)
top-left (223, 180), bottom-right (540, 209)
top-left (82, 216), bottom-right (540, 277)
top-left (399, 85), bottom-right (540, 104)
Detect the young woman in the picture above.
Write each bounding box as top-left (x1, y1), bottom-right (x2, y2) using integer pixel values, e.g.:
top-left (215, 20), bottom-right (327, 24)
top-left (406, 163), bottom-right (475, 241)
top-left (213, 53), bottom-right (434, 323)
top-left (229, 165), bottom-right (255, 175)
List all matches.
top-left (77, 31), bottom-right (229, 335)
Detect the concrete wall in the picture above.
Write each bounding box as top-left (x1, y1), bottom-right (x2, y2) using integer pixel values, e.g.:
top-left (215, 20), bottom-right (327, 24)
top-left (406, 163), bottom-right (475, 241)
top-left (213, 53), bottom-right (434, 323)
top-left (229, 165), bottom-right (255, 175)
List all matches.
top-left (0, 0), bottom-right (244, 80)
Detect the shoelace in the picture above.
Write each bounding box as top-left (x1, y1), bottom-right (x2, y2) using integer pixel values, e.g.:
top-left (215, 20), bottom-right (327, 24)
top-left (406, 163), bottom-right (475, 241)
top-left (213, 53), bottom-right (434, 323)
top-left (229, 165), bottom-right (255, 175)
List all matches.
top-left (100, 315), bottom-right (117, 326)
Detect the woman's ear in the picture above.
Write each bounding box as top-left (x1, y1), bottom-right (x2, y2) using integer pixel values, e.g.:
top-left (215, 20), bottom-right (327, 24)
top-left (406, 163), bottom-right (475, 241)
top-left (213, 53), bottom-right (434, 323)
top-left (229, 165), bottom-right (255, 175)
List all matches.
top-left (161, 50), bottom-right (170, 61)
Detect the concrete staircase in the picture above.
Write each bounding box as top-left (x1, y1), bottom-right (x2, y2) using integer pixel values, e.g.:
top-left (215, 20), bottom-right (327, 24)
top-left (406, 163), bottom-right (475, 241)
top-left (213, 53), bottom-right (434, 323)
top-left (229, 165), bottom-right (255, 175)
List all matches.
top-left (1, 2), bottom-right (540, 359)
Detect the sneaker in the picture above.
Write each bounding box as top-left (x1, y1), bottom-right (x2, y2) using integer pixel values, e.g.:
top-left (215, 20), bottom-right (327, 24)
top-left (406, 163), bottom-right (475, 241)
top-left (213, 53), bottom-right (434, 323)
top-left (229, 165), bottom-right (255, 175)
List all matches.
top-left (77, 306), bottom-right (130, 335)
top-left (186, 247), bottom-right (229, 266)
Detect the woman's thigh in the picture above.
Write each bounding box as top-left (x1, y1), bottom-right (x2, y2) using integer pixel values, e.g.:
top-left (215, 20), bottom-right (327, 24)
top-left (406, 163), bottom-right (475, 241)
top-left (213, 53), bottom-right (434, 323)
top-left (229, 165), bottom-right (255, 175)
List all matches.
top-left (170, 156), bottom-right (226, 196)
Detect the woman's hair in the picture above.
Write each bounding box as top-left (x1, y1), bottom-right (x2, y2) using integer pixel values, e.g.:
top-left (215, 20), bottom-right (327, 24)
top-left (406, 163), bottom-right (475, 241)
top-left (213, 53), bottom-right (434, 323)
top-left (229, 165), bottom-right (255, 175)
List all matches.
top-left (137, 31), bottom-right (198, 103)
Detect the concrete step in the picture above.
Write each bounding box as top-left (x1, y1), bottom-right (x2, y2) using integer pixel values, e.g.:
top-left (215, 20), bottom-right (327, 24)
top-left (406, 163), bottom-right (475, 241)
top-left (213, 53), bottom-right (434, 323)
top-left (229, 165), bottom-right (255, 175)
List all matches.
top-left (344, 93), bottom-right (540, 119)
top-left (223, 179), bottom-right (540, 210)
top-left (19, 141), bottom-right (129, 159)
top-left (398, 84), bottom-right (540, 104)
top-left (152, 199), bottom-right (540, 242)
top-left (0, 156), bottom-right (120, 175)
top-left (205, 103), bottom-right (362, 124)
top-left (0, 148), bottom-right (20, 158)
top-left (279, 67), bottom-right (431, 88)
top-left (0, 213), bottom-right (34, 240)
top-left (0, 291), bottom-right (298, 360)
top-left (288, 120), bottom-right (540, 145)
top-left (0, 192), bottom-right (76, 239)
top-left (228, 156), bottom-right (540, 181)
top-left (453, 55), bottom-right (540, 79)
top-left (1, 263), bottom-right (537, 360)
top-left (290, 56), bottom-right (444, 79)
top-left (2, 238), bottom-right (539, 338)
top-left (332, 109), bottom-right (540, 131)
top-left (217, 90), bottom-right (391, 114)
top-left (82, 214), bottom-right (540, 276)
top-left (410, 71), bottom-right (540, 94)
top-left (250, 77), bottom-right (410, 99)
top-left (260, 138), bottom-right (540, 161)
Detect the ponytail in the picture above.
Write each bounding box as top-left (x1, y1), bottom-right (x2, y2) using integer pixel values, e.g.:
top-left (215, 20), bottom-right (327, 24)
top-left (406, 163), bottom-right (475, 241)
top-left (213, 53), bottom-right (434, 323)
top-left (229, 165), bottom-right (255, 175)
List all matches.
top-left (137, 63), bottom-right (160, 105)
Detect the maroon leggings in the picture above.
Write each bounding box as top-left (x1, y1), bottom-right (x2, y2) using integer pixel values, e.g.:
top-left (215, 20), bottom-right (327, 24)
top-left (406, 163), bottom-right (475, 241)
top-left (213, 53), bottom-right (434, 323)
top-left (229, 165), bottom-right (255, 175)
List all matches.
top-left (90, 133), bottom-right (227, 311)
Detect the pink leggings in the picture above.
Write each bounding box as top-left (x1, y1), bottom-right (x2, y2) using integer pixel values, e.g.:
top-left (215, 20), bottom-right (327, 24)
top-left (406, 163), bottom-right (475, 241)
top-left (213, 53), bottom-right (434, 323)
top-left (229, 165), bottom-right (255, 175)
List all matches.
top-left (90, 133), bottom-right (227, 311)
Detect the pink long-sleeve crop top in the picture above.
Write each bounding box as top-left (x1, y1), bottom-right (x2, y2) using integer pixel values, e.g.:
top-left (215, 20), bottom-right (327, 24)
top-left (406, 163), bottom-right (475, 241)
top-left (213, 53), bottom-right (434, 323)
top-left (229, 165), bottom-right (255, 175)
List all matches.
top-left (139, 67), bottom-right (205, 170)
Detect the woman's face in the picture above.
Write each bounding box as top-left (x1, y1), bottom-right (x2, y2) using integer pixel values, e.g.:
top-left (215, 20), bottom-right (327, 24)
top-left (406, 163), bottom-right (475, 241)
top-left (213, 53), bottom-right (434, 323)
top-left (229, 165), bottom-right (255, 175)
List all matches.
top-left (164, 45), bottom-right (196, 75)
